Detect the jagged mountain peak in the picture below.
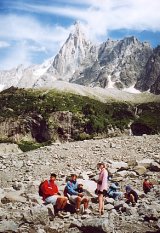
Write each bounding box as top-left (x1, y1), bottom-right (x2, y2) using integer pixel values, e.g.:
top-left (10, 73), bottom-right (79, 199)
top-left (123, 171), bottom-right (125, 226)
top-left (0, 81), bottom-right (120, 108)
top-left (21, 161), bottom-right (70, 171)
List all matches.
top-left (70, 21), bottom-right (84, 37)
top-left (0, 22), bottom-right (159, 95)
top-left (50, 22), bottom-right (93, 80)
top-left (63, 21), bottom-right (91, 49)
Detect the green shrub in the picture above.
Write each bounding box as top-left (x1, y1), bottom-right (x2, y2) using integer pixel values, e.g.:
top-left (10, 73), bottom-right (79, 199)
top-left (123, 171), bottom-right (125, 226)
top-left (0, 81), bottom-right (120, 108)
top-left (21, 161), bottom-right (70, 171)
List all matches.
top-left (18, 141), bottom-right (51, 152)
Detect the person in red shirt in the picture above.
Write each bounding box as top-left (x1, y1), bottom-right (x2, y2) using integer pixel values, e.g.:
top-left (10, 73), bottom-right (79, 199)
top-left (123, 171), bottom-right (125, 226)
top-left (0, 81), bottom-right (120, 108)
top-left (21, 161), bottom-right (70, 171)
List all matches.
top-left (41, 173), bottom-right (68, 211)
top-left (143, 178), bottom-right (153, 194)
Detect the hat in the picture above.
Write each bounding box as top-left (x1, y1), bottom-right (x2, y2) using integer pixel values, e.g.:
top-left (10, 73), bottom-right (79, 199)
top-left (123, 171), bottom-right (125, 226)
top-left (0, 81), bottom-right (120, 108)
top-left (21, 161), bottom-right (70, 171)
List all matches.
top-left (126, 185), bottom-right (131, 192)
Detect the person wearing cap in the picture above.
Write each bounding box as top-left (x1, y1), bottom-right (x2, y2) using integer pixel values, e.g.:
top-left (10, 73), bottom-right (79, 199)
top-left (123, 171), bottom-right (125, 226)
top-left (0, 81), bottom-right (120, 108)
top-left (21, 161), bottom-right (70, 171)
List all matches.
top-left (65, 174), bottom-right (90, 214)
top-left (125, 185), bottom-right (138, 206)
top-left (97, 162), bottom-right (108, 215)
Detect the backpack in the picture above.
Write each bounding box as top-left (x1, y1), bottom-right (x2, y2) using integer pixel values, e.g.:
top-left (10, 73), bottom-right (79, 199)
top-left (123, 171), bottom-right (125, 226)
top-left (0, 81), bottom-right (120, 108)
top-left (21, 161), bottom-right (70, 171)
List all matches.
top-left (39, 180), bottom-right (50, 197)
top-left (63, 186), bottom-right (68, 197)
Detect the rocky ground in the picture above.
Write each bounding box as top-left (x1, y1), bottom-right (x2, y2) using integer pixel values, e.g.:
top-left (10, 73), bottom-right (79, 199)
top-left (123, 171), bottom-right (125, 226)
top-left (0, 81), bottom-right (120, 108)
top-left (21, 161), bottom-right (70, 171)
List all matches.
top-left (0, 135), bottom-right (160, 233)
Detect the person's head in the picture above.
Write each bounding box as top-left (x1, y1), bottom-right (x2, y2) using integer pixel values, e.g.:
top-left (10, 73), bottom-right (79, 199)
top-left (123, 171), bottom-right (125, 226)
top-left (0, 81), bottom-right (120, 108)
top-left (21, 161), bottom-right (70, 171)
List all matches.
top-left (97, 162), bottom-right (106, 170)
top-left (144, 176), bottom-right (149, 181)
top-left (50, 173), bottom-right (57, 181)
top-left (125, 185), bottom-right (131, 193)
top-left (114, 182), bottom-right (119, 187)
top-left (70, 174), bottom-right (77, 182)
top-left (78, 183), bottom-right (83, 189)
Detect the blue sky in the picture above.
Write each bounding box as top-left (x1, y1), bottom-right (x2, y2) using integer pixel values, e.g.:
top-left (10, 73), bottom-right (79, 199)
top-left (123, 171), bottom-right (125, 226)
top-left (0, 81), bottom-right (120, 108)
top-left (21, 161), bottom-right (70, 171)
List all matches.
top-left (0, 0), bottom-right (160, 70)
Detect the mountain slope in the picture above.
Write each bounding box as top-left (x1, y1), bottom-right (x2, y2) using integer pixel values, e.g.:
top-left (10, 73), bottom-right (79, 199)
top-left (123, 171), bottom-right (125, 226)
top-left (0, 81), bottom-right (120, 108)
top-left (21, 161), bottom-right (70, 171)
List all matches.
top-left (0, 86), bottom-right (160, 148)
top-left (70, 37), bottom-right (152, 89)
top-left (0, 22), bottom-right (159, 95)
top-left (135, 45), bottom-right (160, 94)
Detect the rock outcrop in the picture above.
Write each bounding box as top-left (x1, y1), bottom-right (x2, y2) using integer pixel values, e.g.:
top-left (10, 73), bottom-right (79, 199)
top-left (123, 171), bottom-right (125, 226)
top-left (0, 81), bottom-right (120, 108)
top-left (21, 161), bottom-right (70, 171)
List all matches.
top-left (0, 88), bottom-right (160, 147)
top-left (136, 45), bottom-right (160, 94)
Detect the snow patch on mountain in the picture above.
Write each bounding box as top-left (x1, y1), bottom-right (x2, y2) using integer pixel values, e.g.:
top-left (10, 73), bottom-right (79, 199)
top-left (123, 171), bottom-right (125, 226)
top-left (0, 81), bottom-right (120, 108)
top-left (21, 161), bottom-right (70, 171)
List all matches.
top-left (107, 75), bottom-right (115, 88)
top-left (123, 85), bottom-right (141, 94)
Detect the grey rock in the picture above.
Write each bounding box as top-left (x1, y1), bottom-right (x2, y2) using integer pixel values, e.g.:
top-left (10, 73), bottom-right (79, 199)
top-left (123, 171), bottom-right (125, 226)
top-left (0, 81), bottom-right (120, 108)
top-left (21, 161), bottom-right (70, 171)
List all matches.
top-left (0, 220), bottom-right (18, 233)
top-left (149, 162), bottom-right (160, 172)
top-left (80, 218), bottom-right (114, 233)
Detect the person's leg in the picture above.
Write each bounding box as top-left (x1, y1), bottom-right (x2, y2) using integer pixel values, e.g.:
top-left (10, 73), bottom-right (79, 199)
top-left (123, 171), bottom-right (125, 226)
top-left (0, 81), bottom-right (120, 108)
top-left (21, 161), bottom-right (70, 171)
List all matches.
top-left (129, 194), bottom-right (136, 206)
top-left (98, 194), bottom-right (104, 214)
top-left (56, 197), bottom-right (64, 210)
top-left (75, 196), bottom-right (82, 211)
top-left (60, 197), bottom-right (68, 209)
top-left (81, 197), bottom-right (89, 210)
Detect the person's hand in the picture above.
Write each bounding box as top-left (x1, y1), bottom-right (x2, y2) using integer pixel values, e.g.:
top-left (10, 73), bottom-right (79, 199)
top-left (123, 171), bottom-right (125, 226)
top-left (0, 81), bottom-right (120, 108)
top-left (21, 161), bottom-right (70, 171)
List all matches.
top-left (78, 193), bottom-right (84, 197)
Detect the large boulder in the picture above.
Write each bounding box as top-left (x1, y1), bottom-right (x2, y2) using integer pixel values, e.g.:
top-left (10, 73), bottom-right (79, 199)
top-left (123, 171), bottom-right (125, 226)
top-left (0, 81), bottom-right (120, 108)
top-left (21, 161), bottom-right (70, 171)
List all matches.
top-left (133, 166), bottom-right (147, 175)
top-left (149, 162), bottom-right (160, 172)
top-left (138, 203), bottom-right (160, 221)
top-left (80, 218), bottom-right (114, 233)
top-left (0, 220), bottom-right (18, 233)
top-left (1, 191), bottom-right (26, 204)
top-left (23, 205), bottom-right (50, 225)
top-left (110, 161), bottom-right (128, 171)
top-left (137, 159), bottom-right (154, 168)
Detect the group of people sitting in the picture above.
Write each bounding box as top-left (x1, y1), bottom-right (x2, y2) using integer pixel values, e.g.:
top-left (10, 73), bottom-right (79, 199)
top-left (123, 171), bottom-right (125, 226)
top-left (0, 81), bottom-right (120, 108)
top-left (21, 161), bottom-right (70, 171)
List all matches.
top-left (39, 162), bottom-right (154, 216)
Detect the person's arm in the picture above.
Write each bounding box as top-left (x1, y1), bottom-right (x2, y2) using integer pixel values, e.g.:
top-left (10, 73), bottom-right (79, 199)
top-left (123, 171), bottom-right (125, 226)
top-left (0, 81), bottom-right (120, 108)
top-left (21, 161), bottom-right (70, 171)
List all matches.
top-left (66, 181), bottom-right (78, 195)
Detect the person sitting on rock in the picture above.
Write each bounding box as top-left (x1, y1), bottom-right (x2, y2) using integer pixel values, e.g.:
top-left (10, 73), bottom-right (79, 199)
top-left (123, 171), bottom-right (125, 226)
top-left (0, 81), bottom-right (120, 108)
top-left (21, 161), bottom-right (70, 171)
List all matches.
top-left (41, 173), bottom-right (68, 213)
top-left (65, 174), bottom-right (90, 214)
top-left (125, 185), bottom-right (138, 207)
top-left (143, 178), bottom-right (153, 194)
top-left (107, 182), bottom-right (123, 200)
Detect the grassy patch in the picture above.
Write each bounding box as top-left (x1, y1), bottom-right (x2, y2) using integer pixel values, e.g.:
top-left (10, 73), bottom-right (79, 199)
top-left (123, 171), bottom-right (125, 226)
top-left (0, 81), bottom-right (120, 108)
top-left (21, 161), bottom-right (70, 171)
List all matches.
top-left (18, 140), bottom-right (51, 152)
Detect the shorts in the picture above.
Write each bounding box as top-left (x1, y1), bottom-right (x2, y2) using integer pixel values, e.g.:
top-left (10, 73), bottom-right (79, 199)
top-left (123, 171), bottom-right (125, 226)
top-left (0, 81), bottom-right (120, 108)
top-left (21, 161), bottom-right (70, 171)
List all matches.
top-left (69, 195), bottom-right (78, 204)
top-left (69, 195), bottom-right (86, 204)
top-left (45, 195), bottom-right (59, 205)
top-left (97, 190), bottom-right (108, 197)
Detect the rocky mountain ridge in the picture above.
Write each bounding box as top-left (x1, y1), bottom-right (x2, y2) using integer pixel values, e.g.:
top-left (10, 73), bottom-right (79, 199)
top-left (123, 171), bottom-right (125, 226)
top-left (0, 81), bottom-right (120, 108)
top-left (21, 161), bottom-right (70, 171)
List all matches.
top-left (0, 22), bottom-right (160, 94)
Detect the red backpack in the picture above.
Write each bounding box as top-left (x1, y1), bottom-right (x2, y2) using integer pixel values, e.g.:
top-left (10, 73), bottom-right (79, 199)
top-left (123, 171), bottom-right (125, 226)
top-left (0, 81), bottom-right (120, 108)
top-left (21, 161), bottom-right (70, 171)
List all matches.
top-left (39, 180), bottom-right (50, 197)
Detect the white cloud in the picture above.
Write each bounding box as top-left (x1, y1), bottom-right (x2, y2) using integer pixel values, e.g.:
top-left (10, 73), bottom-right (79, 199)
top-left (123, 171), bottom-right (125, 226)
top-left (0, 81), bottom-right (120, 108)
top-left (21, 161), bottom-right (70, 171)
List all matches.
top-left (0, 0), bottom-right (160, 69)
top-left (0, 41), bottom-right (10, 48)
top-left (0, 42), bottom-right (31, 70)
top-left (15, 0), bottom-right (160, 40)
top-left (0, 14), bottom-right (72, 69)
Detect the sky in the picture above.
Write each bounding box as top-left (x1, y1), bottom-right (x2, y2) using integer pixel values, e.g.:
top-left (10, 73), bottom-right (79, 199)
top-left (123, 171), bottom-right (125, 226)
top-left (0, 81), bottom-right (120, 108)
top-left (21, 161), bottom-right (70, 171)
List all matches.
top-left (0, 0), bottom-right (160, 70)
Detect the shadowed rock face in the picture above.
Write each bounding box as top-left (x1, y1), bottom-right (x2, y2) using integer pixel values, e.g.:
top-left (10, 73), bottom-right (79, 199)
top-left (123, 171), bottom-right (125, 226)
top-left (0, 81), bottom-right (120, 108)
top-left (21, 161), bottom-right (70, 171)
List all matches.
top-left (135, 46), bottom-right (160, 94)
top-left (131, 123), bottom-right (153, 136)
top-left (0, 88), bottom-right (160, 147)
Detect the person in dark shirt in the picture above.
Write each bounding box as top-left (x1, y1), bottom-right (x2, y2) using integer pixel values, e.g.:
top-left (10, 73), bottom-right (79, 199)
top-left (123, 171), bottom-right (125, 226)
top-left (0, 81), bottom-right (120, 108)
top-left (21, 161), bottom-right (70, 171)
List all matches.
top-left (76, 183), bottom-right (84, 194)
top-left (125, 185), bottom-right (138, 206)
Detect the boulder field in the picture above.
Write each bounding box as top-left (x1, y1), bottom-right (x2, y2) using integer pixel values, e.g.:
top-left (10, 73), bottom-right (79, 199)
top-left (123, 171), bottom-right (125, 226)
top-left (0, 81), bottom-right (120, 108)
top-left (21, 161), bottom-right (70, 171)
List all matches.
top-left (0, 135), bottom-right (160, 233)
